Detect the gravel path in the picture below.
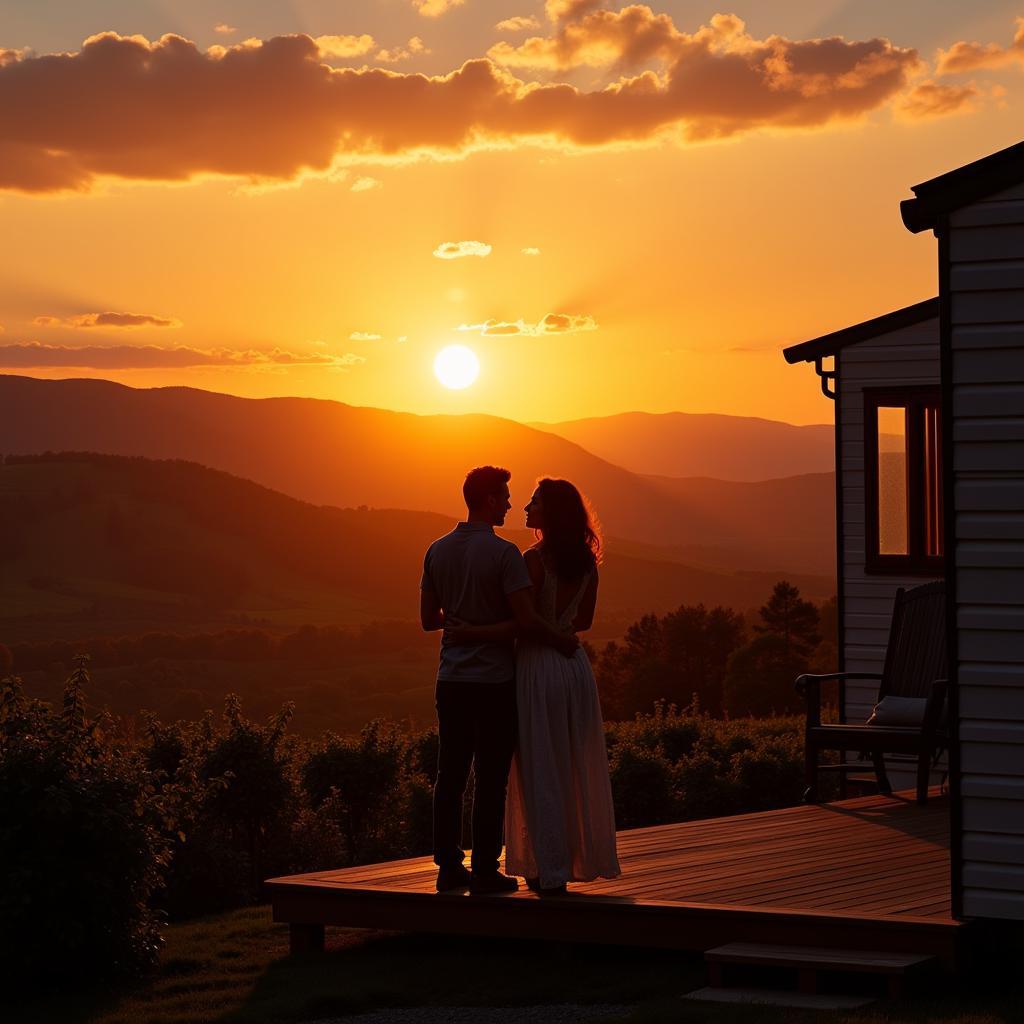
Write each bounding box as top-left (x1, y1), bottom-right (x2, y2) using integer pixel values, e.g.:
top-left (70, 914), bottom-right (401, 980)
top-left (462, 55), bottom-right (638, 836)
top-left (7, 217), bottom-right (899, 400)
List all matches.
top-left (311, 1005), bottom-right (636, 1024)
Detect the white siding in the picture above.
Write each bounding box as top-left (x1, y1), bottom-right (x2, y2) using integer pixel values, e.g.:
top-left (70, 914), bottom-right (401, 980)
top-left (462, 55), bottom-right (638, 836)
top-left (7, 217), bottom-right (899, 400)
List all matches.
top-left (949, 191), bottom-right (1024, 921)
top-left (838, 320), bottom-right (944, 789)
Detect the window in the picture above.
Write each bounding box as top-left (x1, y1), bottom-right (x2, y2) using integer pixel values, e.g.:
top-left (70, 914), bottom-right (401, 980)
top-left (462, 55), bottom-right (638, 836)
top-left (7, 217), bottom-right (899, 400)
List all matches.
top-left (864, 388), bottom-right (943, 575)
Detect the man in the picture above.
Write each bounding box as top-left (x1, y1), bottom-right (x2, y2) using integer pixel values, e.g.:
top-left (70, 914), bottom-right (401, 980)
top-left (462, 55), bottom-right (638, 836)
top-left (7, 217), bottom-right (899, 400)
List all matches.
top-left (420, 465), bottom-right (577, 894)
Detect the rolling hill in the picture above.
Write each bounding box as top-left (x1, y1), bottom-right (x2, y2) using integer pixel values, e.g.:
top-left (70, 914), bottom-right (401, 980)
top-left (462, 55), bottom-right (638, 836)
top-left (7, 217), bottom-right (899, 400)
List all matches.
top-left (534, 411), bottom-right (834, 480)
top-left (0, 452), bottom-right (833, 644)
top-left (0, 375), bottom-right (835, 575)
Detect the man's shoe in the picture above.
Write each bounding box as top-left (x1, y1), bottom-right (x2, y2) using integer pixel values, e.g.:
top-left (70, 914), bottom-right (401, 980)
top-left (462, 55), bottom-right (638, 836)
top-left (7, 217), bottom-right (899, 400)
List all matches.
top-left (436, 864), bottom-right (472, 892)
top-left (469, 870), bottom-right (519, 895)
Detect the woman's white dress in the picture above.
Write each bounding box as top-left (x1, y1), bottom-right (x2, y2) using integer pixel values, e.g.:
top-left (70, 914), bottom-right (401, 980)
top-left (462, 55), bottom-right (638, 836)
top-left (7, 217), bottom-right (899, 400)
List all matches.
top-left (504, 566), bottom-right (621, 888)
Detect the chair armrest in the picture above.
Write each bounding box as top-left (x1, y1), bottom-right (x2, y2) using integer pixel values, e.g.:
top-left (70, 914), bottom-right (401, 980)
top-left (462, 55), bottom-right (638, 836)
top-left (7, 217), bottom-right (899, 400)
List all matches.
top-left (794, 671), bottom-right (883, 693)
top-left (796, 672), bottom-right (883, 727)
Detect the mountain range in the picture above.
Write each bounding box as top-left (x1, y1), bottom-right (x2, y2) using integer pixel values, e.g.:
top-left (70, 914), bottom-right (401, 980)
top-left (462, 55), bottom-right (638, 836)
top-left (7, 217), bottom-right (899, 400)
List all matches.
top-left (0, 453), bottom-right (833, 644)
top-left (535, 411), bottom-right (834, 480)
top-left (0, 375), bottom-right (836, 577)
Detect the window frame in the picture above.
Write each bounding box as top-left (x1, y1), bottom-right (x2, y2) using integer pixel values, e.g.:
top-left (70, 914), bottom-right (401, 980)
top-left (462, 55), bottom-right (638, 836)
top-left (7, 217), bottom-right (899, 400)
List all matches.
top-left (863, 386), bottom-right (944, 576)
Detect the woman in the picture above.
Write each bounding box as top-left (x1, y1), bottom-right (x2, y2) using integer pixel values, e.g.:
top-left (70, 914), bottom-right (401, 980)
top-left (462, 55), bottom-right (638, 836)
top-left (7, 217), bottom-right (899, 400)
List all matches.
top-left (448, 478), bottom-right (620, 893)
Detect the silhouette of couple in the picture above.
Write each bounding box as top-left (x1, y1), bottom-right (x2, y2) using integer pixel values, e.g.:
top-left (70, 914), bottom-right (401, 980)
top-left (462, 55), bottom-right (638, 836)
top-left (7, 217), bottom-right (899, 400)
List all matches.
top-left (420, 467), bottom-right (621, 895)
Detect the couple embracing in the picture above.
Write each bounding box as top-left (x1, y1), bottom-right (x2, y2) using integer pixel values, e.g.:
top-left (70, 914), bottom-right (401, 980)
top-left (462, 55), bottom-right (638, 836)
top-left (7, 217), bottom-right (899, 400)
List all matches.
top-left (419, 465), bottom-right (620, 896)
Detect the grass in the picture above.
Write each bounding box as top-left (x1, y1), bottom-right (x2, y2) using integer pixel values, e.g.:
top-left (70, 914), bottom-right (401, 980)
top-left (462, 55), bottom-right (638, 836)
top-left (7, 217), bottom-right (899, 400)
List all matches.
top-left (11, 907), bottom-right (1023, 1024)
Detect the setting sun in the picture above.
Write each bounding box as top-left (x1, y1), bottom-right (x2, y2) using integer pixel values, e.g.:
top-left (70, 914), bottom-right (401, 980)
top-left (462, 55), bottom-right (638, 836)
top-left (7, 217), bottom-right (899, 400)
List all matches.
top-left (433, 345), bottom-right (479, 390)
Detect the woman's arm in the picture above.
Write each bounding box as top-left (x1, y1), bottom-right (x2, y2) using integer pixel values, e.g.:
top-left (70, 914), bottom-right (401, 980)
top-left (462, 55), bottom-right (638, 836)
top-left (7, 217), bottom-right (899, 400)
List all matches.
top-left (571, 569), bottom-right (599, 632)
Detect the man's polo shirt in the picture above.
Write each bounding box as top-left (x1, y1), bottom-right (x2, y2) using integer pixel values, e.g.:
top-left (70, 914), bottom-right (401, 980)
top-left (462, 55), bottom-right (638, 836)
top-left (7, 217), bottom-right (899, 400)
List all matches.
top-left (420, 521), bottom-right (532, 683)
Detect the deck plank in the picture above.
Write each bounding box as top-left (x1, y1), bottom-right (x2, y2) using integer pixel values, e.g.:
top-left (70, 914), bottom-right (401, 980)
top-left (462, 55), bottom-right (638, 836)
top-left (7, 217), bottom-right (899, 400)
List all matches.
top-left (267, 790), bottom-right (964, 965)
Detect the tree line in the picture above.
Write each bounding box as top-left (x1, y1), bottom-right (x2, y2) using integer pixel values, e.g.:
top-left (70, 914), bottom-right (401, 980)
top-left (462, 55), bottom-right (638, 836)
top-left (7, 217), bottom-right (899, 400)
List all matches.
top-left (593, 581), bottom-right (835, 719)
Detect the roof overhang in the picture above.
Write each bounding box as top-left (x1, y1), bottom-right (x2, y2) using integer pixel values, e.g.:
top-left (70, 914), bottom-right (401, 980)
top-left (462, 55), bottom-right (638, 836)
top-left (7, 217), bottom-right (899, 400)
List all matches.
top-left (783, 297), bottom-right (940, 365)
top-left (901, 139), bottom-right (1024, 234)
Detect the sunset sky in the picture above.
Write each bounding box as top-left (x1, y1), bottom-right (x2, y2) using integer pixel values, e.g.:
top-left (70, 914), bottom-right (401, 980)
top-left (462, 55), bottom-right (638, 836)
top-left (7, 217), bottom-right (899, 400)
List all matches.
top-left (2, 1), bottom-right (1022, 424)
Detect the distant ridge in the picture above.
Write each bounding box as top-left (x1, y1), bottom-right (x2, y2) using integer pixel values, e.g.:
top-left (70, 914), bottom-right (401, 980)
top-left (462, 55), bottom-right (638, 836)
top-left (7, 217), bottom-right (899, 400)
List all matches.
top-left (0, 452), bottom-right (834, 642)
top-left (0, 375), bottom-right (835, 575)
top-left (533, 410), bottom-right (834, 481)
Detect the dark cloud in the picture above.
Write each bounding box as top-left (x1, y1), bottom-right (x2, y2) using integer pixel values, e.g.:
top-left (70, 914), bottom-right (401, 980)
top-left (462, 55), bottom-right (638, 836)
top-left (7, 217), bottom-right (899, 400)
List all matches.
top-left (0, 342), bottom-right (365, 369)
top-left (32, 310), bottom-right (182, 328)
top-left (0, 20), bottom-right (922, 194)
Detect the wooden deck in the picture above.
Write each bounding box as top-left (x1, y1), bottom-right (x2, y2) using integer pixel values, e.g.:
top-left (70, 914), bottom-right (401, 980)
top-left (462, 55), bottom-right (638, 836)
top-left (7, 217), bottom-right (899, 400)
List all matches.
top-left (267, 791), bottom-right (967, 967)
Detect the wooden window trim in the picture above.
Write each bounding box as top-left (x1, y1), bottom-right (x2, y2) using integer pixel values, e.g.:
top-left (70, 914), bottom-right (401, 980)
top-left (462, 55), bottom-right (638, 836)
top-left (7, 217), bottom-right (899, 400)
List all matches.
top-left (864, 386), bottom-right (945, 576)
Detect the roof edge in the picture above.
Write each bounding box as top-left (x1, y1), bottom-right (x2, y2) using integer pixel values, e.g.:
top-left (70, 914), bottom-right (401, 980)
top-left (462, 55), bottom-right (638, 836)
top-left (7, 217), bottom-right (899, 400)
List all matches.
top-left (783, 297), bottom-right (940, 365)
top-left (901, 139), bottom-right (1024, 233)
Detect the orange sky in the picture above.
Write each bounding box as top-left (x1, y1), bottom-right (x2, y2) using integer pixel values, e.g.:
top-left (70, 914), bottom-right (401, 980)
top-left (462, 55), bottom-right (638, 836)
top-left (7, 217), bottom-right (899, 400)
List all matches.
top-left (2, 2), bottom-right (1023, 424)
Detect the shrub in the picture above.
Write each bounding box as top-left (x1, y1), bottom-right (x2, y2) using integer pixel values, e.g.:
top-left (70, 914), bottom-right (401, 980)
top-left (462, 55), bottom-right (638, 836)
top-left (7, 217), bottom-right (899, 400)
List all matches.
top-left (609, 740), bottom-right (678, 828)
top-left (0, 660), bottom-right (171, 989)
top-left (145, 697), bottom-right (297, 918)
top-left (606, 706), bottom-right (804, 825)
top-left (674, 744), bottom-right (738, 820)
top-left (728, 733), bottom-right (805, 812)
top-left (302, 719), bottom-right (422, 864)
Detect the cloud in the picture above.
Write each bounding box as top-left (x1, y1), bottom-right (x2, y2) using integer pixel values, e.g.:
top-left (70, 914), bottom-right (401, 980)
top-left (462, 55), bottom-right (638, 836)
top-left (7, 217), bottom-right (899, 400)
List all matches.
top-left (457, 312), bottom-right (597, 335)
top-left (546, 0), bottom-right (603, 22)
top-left (497, 16), bottom-right (541, 33)
top-left (897, 80), bottom-right (980, 120)
top-left (34, 311), bottom-right (182, 328)
top-left (349, 330), bottom-right (382, 340)
top-left (521, 246), bottom-right (541, 255)
top-left (936, 18), bottom-right (1024, 75)
top-left (0, 24), bottom-right (922, 194)
top-left (0, 342), bottom-right (366, 369)
top-left (433, 240), bottom-right (492, 259)
top-left (350, 175), bottom-right (382, 191)
top-left (315, 34), bottom-right (377, 59)
top-left (214, 24), bottom-right (237, 36)
top-left (413, 0), bottom-right (464, 17)
top-left (490, 2), bottom-right (690, 70)
top-left (376, 36), bottom-right (428, 64)
top-left (1, 47), bottom-right (31, 67)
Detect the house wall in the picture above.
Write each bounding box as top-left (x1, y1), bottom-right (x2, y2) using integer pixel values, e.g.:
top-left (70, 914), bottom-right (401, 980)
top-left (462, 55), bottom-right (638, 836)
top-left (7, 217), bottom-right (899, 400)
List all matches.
top-left (837, 318), bottom-right (944, 788)
top-left (948, 184), bottom-right (1024, 921)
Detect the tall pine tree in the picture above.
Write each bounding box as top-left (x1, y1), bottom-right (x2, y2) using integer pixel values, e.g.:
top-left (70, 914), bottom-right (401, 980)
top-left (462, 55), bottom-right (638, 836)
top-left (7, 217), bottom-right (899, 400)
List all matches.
top-left (755, 581), bottom-right (821, 658)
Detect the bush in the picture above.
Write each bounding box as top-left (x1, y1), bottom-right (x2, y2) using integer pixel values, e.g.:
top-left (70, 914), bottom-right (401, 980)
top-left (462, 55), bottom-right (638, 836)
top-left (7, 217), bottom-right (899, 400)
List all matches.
top-left (606, 706), bottom-right (804, 825)
top-left (302, 719), bottom-right (430, 864)
top-left (0, 654), bottom-right (809, 987)
top-left (609, 740), bottom-right (678, 828)
top-left (0, 660), bottom-right (171, 989)
top-left (145, 697), bottom-right (297, 919)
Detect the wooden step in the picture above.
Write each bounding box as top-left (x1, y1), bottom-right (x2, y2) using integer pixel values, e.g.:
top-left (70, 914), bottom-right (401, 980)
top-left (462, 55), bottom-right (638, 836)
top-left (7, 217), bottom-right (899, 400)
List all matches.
top-left (704, 943), bottom-right (939, 998)
top-left (684, 987), bottom-right (875, 1010)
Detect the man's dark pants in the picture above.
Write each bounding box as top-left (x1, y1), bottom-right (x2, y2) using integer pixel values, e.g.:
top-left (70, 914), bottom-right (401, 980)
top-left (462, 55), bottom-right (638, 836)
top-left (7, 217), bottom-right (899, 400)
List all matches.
top-left (433, 678), bottom-right (517, 874)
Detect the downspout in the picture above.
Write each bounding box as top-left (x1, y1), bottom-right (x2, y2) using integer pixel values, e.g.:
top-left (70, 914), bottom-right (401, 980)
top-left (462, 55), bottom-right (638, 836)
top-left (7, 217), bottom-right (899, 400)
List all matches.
top-left (818, 354), bottom-right (846, 793)
top-left (814, 356), bottom-right (837, 399)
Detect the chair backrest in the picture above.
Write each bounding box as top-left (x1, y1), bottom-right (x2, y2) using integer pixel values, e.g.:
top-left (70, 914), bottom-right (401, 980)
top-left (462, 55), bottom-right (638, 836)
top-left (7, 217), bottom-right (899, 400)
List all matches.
top-left (879, 580), bottom-right (947, 699)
